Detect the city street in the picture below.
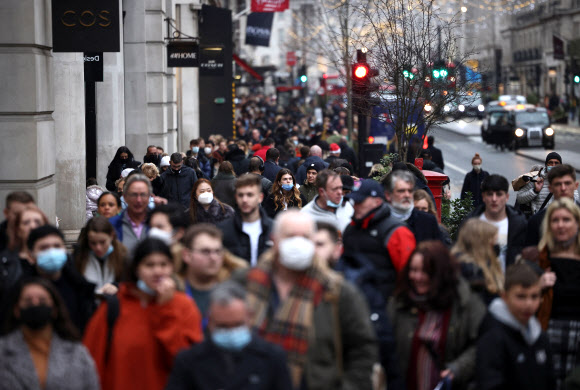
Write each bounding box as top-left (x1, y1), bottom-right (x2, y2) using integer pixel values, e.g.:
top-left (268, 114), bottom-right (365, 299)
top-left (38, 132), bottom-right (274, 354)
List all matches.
top-left (431, 119), bottom-right (580, 203)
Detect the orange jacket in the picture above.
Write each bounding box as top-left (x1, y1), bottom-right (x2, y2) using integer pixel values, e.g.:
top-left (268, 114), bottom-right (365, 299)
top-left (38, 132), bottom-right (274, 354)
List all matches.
top-left (83, 283), bottom-right (203, 390)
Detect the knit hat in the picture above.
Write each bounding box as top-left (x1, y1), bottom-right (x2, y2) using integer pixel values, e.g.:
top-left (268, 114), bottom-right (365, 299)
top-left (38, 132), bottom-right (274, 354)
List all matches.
top-left (160, 156), bottom-right (170, 167)
top-left (306, 161), bottom-right (325, 173)
top-left (341, 175), bottom-right (355, 191)
top-left (545, 152), bottom-right (562, 165)
top-left (329, 143), bottom-right (341, 154)
top-left (121, 168), bottom-right (135, 178)
top-left (471, 153), bottom-right (482, 165)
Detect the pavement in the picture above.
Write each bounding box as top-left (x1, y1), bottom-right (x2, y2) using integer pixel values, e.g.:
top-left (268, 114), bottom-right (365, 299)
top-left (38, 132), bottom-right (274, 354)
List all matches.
top-left (436, 118), bottom-right (580, 172)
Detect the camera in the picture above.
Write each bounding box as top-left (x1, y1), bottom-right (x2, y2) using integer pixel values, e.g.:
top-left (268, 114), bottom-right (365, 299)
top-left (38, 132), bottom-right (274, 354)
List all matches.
top-left (522, 175), bottom-right (538, 183)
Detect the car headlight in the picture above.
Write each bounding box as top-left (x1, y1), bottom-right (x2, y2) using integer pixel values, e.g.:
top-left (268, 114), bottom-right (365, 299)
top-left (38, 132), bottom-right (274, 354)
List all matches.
top-left (515, 128), bottom-right (524, 137)
top-left (478, 104), bottom-right (485, 112)
top-left (458, 104), bottom-right (465, 112)
top-left (444, 105), bottom-right (450, 112)
top-left (424, 103), bottom-right (432, 112)
top-left (545, 127), bottom-right (554, 136)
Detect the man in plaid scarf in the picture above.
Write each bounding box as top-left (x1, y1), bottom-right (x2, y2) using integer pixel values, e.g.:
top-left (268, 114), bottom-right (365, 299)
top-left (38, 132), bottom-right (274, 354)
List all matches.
top-left (233, 210), bottom-right (377, 389)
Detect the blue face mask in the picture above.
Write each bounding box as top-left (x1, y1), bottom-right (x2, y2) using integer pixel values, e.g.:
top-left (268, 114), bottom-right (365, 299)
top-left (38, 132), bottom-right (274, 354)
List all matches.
top-left (293, 140), bottom-right (299, 146)
top-left (191, 146), bottom-right (199, 154)
top-left (137, 279), bottom-right (156, 296)
top-left (36, 248), bottom-right (68, 273)
top-left (92, 244), bottom-right (114, 260)
top-left (281, 183), bottom-right (294, 191)
top-left (546, 166), bottom-right (553, 172)
top-left (211, 326), bottom-right (252, 351)
top-left (327, 196), bottom-right (343, 208)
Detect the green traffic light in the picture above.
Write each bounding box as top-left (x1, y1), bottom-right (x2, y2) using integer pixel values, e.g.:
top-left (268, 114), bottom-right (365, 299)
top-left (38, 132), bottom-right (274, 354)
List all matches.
top-left (575, 75), bottom-right (580, 84)
top-left (440, 69), bottom-right (448, 77)
top-left (403, 70), bottom-right (414, 79)
top-left (300, 75), bottom-right (308, 83)
top-left (433, 70), bottom-right (440, 79)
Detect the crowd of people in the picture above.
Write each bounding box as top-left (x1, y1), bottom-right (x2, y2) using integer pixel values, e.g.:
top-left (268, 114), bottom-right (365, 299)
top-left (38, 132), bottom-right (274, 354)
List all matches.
top-left (0, 95), bottom-right (580, 390)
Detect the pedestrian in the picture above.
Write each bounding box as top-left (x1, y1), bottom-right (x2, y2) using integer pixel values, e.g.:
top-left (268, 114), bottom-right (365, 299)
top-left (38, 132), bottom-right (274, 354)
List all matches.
top-left (105, 146), bottom-right (140, 192)
top-left (217, 174), bottom-right (273, 266)
top-left (452, 219), bottom-right (503, 305)
top-left (313, 221), bottom-right (342, 269)
top-left (299, 161), bottom-right (323, 204)
top-left (413, 189), bottom-right (452, 246)
top-left (109, 174), bottom-right (152, 254)
top-left (24, 225), bottom-right (96, 333)
top-left (165, 281), bottom-right (292, 390)
top-left (232, 211), bottom-right (378, 390)
top-left (427, 135), bottom-right (444, 170)
top-left (263, 169), bottom-right (306, 218)
top-left (516, 152), bottom-right (564, 215)
top-left (141, 162), bottom-right (163, 195)
top-left (6, 206), bottom-right (49, 267)
top-left (301, 169), bottom-right (354, 232)
top-left (525, 164), bottom-right (580, 246)
top-left (211, 161), bottom-right (237, 208)
top-left (0, 277), bottom-right (100, 390)
top-left (160, 155), bottom-right (171, 175)
top-left (159, 153), bottom-right (198, 210)
top-left (463, 174), bottom-right (527, 271)
top-left (189, 178), bottom-right (234, 225)
top-left (248, 156), bottom-right (273, 199)
top-left (388, 240), bottom-right (486, 390)
top-left (83, 238), bottom-right (203, 390)
top-left (0, 191), bottom-right (35, 253)
top-left (262, 147), bottom-right (282, 182)
top-left (477, 263), bottom-right (556, 390)
top-left (96, 192), bottom-right (122, 219)
top-left (85, 178), bottom-right (105, 221)
top-left (384, 170), bottom-right (441, 243)
top-left (188, 139), bottom-right (211, 179)
top-left (225, 143), bottom-right (250, 176)
top-left (178, 225), bottom-right (247, 329)
top-left (338, 137), bottom-right (358, 172)
top-left (325, 143), bottom-right (341, 165)
top-left (295, 145), bottom-right (329, 184)
top-left (460, 153), bottom-right (489, 208)
top-left (535, 198), bottom-right (580, 388)
top-left (143, 145), bottom-right (160, 166)
top-left (74, 216), bottom-right (127, 296)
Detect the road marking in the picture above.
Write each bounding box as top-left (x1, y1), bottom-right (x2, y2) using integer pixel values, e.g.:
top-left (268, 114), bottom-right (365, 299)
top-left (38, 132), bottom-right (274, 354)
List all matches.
top-left (445, 161), bottom-right (468, 175)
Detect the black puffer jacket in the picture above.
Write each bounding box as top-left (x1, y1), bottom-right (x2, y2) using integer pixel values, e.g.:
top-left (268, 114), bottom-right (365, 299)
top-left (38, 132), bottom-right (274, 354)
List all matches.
top-left (225, 148), bottom-right (250, 176)
top-left (191, 199), bottom-right (235, 225)
top-left (461, 169), bottom-right (490, 208)
top-left (211, 172), bottom-right (236, 208)
top-left (159, 166), bottom-right (198, 210)
top-left (217, 208), bottom-right (273, 265)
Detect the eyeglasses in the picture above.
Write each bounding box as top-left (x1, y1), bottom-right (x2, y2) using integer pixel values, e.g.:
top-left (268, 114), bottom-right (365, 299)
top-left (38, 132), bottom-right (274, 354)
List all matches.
top-left (126, 193), bottom-right (149, 199)
top-left (191, 248), bottom-right (223, 256)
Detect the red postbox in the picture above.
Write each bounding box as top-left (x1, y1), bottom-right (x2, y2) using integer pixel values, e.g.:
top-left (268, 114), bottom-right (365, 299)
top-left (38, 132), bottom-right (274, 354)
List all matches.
top-left (421, 170), bottom-right (448, 222)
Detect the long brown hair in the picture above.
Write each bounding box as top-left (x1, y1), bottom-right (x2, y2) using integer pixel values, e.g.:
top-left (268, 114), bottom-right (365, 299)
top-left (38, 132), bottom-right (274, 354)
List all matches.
top-left (189, 178), bottom-right (229, 223)
top-left (74, 216), bottom-right (127, 280)
top-left (271, 168), bottom-right (302, 211)
top-left (395, 240), bottom-right (459, 310)
top-left (8, 206), bottom-right (49, 252)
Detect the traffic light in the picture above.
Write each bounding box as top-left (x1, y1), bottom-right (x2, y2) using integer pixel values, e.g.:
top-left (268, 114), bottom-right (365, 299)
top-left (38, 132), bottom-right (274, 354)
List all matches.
top-left (575, 75), bottom-right (580, 84)
top-left (403, 67), bottom-right (415, 80)
top-left (299, 65), bottom-right (307, 83)
top-left (351, 49), bottom-right (379, 113)
top-left (432, 66), bottom-right (448, 79)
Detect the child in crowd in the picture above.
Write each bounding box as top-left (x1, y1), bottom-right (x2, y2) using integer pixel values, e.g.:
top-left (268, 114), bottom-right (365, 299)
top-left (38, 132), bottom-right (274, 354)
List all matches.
top-left (477, 263), bottom-right (556, 390)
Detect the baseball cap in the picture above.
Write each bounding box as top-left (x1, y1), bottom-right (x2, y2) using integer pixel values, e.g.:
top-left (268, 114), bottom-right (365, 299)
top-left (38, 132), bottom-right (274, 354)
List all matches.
top-left (345, 179), bottom-right (385, 203)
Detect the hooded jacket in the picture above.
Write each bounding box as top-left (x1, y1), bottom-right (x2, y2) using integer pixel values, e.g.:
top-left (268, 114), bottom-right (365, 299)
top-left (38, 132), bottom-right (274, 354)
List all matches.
top-left (477, 298), bottom-right (556, 390)
top-left (160, 165), bottom-right (198, 210)
top-left (225, 148), bottom-right (250, 176)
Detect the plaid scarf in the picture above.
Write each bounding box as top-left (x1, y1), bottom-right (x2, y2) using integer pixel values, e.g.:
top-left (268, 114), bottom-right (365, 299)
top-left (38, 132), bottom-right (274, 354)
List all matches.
top-left (246, 250), bottom-right (337, 387)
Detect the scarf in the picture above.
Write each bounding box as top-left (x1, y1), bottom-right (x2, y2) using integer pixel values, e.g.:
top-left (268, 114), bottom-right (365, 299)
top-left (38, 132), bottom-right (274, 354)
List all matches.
top-left (409, 309), bottom-right (452, 390)
top-left (246, 250), bottom-right (337, 387)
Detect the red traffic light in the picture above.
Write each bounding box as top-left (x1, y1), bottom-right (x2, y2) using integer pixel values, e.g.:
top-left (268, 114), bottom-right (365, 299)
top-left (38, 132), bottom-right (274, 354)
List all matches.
top-left (354, 64), bottom-right (369, 79)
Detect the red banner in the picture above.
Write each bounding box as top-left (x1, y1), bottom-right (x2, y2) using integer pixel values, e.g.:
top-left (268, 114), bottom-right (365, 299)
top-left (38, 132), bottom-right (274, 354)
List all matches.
top-left (251, 0), bottom-right (289, 12)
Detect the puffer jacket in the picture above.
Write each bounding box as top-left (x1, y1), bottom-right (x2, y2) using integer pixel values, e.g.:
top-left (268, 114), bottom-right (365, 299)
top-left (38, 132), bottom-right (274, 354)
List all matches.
top-left (86, 185), bottom-right (105, 221)
top-left (388, 279), bottom-right (486, 389)
top-left (159, 166), bottom-right (198, 210)
top-left (516, 169), bottom-right (551, 214)
top-left (211, 172), bottom-right (237, 208)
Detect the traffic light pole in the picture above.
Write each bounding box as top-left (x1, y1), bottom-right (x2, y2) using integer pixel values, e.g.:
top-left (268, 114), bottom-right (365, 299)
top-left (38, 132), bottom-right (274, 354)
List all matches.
top-left (357, 111), bottom-right (367, 178)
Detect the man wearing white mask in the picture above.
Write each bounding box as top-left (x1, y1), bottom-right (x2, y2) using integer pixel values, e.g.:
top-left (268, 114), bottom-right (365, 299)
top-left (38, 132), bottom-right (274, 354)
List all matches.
top-left (233, 210), bottom-right (377, 390)
top-left (147, 203), bottom-right (189, 246)
top-left (383, 170), bottom-right (441, 243)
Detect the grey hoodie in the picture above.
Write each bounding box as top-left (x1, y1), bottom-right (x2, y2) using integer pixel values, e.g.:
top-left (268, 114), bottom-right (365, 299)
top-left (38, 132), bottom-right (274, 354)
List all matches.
top-left (488, 297), bottom-right (542, 346)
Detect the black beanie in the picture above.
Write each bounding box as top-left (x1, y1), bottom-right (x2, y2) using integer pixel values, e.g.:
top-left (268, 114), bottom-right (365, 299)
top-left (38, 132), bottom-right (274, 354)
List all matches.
top-left (545, 152), bottom-right (562, 165)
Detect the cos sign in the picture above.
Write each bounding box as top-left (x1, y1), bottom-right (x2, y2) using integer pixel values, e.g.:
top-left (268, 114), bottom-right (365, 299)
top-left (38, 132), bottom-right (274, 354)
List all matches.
top-left (52, 0), bottom-right (120, 53)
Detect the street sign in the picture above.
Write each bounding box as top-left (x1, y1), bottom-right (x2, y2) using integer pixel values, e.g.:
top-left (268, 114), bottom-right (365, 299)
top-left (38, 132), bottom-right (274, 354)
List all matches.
top-left (286, 52), bottom-right (297, 66)
top-left (84, 52), bottom-right (103, 82)
top-left (199, 46), bottom-right (225, 76)
top-left (167, 42), bottom-right (199, 67)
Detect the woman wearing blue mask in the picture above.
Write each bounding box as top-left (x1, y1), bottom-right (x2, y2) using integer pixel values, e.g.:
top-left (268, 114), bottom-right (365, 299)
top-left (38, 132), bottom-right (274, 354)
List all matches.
top-left (74, 216), bottom-right (127, 296)
top-left (83, 238), bottom-right (203, 390)
top-left (263, 169), bottom-right (307, 218)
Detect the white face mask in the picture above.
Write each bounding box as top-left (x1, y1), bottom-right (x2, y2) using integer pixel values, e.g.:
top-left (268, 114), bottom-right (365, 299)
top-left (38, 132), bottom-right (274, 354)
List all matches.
top-left (473, 164), bottom-right (481, 171)
top-left (148, 227), bottom-right (173, 245)
top-left (204, 147), bottom-right (213, 155)
top-left (198, 192), bottom-right (214, 205)
top-left (278, 236), bottom-right (315, 271)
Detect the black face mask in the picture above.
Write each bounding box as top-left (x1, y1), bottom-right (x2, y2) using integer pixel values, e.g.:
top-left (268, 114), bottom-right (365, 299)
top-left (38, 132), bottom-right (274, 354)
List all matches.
top-left (144, 155), bottom-right (158, 164)
top-left (19, 304), bottom-right (53, 330)
top-left (493, 244), bottom-right (501, 257)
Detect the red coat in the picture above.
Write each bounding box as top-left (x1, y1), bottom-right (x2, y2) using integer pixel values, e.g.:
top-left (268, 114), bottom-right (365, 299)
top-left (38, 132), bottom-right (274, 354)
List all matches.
top-left (253, 145), bottom-right (272, 161)
top-left (83, 283), bottom-right (203, 390)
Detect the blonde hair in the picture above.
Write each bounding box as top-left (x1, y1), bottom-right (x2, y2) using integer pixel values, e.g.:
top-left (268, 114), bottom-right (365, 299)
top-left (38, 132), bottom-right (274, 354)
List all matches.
top-left (539, 197), bottom-right (580, 255)
top-left (141, 163), bottom-right (159, 180)
top-left (451, 219), bottom-right (504, 294)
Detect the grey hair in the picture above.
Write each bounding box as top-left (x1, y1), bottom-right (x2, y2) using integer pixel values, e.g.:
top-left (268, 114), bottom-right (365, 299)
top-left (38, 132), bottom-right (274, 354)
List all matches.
top-left (384, 170), bottom-right (416, 193)
top-left (272, 209), bottom-right (316, 238)
top-left (124, 173), bottom-right (152, 195)
top-left (209, 281), bottom-right (247, 306)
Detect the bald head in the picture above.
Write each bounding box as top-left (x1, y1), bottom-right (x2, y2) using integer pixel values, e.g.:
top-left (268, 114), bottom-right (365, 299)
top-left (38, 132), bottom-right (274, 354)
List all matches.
top-left (272, 210), bottom-right (316, 243)
top-left (310, 145), bottom-right (322, 157)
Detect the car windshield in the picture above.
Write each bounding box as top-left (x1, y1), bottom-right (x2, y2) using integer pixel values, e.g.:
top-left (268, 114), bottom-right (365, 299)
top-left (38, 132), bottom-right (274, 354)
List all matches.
top-left (515, 111), bottom-right (549, 126)
top-left (489, 112), bottom-right (509, 126)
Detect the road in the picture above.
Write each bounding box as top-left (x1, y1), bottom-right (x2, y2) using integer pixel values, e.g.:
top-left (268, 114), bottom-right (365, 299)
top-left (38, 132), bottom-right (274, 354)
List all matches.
top-left (430, 119), bottom-right (580, 204)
